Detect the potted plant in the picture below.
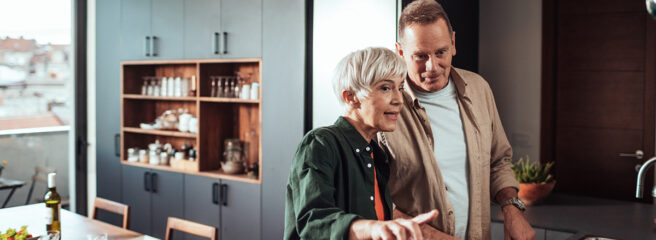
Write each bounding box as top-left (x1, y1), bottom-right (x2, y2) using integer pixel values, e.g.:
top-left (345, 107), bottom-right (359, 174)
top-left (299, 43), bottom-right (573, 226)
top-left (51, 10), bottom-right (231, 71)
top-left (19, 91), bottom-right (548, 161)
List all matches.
top-left (511, 156), bottom-right (555, 205)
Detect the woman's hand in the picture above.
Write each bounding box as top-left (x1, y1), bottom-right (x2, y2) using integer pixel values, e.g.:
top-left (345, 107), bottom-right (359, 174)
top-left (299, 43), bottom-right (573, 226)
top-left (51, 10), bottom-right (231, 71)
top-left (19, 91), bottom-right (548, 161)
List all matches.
top-left (350, 210), bottom-right (438, 240)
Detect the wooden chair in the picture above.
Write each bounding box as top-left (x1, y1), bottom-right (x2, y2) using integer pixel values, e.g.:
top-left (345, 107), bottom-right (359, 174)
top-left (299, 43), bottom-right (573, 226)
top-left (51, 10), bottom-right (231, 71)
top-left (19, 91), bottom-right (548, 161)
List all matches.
top-left (25, 166), bottom-right (55, 205)
top-left (165, 217), bottom-right (217, 240)
top-left (25, 166), bottom-right (70, 208)
top-left (90, 197), bottom-right (130, 229)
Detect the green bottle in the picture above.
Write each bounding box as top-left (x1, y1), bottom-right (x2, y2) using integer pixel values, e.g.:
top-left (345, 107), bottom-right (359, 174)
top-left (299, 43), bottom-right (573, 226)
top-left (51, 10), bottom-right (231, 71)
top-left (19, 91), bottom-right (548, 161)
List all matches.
top-left (44, 172), bottom-right (61, 233)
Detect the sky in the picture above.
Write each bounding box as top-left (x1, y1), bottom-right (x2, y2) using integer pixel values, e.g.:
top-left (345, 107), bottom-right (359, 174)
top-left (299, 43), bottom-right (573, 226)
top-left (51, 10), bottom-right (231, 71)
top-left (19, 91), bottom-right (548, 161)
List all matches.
top-left (0, 0), bottom-right (71, 45)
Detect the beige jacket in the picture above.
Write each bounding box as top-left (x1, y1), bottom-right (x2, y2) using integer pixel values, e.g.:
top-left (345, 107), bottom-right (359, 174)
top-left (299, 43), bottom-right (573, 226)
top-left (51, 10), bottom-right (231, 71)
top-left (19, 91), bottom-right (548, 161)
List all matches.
top-left (378, 67), bottom-right (519, 240)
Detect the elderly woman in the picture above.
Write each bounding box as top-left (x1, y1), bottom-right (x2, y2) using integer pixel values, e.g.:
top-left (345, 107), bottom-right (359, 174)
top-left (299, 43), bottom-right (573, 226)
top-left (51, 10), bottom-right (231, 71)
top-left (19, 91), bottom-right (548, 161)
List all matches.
top-left (284, 47), bottom-right (438, 240)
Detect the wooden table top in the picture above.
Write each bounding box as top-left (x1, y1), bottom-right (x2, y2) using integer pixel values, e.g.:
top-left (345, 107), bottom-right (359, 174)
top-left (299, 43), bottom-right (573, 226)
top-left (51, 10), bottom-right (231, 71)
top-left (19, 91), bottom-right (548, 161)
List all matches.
top-left (0, 204), bottom-right (156, 240)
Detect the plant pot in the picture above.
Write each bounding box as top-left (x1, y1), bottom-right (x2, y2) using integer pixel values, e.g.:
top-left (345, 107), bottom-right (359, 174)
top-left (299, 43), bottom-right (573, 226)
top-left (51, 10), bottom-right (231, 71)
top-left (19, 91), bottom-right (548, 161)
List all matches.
top-left (518, 181), bottom-right (556, 206)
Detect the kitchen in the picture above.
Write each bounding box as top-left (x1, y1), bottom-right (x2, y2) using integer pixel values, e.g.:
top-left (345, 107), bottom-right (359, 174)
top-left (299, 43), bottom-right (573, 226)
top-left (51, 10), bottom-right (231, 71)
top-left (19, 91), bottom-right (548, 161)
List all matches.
top-left (0, 0), bottom-right (655, 239)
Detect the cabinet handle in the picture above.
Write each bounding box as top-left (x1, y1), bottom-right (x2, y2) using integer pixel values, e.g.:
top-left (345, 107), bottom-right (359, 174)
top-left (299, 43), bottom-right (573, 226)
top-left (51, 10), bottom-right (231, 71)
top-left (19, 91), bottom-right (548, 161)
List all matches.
top-left (222, 32), bottom-right (228, 54)
top-left (151, 36), bottom-right (158, 57)
top-left (144, 172), bottom-right (151, 192)
top-left (220, 183), bottom-right (228, 206)
top-left (114, 134), bottom-right (120, 157)
top-left (214, 32), bottom-right (220, 55)
top-left (151, 172), bottom-right (158, 193)
top-left (212, 182), bottom-right (219, 204)
top-left (144, 36), bottom-right (151, 57)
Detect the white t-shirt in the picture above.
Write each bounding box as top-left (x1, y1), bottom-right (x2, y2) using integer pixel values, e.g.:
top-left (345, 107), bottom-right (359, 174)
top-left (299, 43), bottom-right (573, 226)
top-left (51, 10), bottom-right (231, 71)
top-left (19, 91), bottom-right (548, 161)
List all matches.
top-left (413, 78), bottom-right (470, 239)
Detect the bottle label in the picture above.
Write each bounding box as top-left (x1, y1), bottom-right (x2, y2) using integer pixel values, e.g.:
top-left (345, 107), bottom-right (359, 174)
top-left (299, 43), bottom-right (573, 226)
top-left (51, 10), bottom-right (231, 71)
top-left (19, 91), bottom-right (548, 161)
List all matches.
top-left (45, 204), bottom-right (60, 225)
top-left (45, 207), bottom-right (52, 224)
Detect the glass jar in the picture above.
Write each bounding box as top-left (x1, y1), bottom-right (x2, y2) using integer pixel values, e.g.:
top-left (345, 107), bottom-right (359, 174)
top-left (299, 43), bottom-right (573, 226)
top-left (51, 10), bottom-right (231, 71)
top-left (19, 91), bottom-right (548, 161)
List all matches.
top-left (223, 139), bottom-right (243, 163)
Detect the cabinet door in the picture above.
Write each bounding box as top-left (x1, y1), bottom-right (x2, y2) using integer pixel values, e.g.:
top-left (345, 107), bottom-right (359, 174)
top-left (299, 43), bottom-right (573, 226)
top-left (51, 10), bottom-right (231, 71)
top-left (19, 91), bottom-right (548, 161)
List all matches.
top-left (545, 230), bottom-right (575, 240)
top-left (122, 165), bottom-right (152, 235)
top-left (183, 0), bottom-right (221, 59)
top-left (150, 169), bottom-right (185, 239)
top-left (220, 180), bottom-right (261, 240)
top-left (151, 0), bottom-right (184, 59)
top-left (120, 0), bottom-right (151, 60)
top-left (96, 0), bottom-right (124, 227)
top-left (183, 175), bottom-right (220, 240)
top-left (220, 0), bottom-right (262, 58)
top-left (491, 221), bottom-right (504, 240)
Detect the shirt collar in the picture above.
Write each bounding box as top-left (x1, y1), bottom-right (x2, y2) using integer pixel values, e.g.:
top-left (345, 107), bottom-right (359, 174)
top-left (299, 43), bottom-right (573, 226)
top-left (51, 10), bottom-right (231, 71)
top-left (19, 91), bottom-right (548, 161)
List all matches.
top-left (334, 116), bottom-right (370, 150)
top-left (334, 116), bottom-right (386, 159)
top-left (404, 68), bottom-right (469, 107)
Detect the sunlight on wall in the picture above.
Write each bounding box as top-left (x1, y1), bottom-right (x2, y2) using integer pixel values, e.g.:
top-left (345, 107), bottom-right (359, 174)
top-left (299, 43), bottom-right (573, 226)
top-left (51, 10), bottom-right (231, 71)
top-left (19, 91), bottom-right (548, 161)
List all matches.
top-left (312, 0), bottom-right (398, 128)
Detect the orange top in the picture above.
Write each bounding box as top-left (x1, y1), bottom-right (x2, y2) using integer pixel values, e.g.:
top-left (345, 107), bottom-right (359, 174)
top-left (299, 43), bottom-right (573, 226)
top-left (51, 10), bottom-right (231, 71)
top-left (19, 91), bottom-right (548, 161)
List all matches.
top-left (372, 152), bottom-right (385, 220)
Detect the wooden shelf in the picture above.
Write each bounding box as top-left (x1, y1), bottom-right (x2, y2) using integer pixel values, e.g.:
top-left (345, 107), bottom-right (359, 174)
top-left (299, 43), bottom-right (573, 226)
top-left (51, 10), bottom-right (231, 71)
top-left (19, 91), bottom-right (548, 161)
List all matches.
top-left (199, 97), bottom-right (260, 104)
top-left (121, 59), bottom-right (262, 183)
top-left (123, 127), bottom-right (197, 138)
top-left (124, 94), bottom-right (197, 101)
top-left (122, 161), bottom-right (260, 184)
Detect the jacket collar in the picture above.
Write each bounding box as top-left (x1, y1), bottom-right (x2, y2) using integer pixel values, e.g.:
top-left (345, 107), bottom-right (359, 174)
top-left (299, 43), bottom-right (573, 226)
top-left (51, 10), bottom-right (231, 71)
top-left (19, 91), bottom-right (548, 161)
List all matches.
top-left (404, 67), bottom-right (469, 108)
top-left (334, 116), bottom-right (370, 151)
top-left (334, 117), bottom-right (388, 162)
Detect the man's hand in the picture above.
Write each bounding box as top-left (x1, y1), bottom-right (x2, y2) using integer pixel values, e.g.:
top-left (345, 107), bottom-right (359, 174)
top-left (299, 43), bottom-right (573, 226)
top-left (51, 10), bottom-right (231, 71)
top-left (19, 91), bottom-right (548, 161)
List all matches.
top-left (502, 205), bottom-right (535, 240)
top-left (350, 210), bottom-right (438, 240)
top-left (393, 209), bottom-right (460, 240)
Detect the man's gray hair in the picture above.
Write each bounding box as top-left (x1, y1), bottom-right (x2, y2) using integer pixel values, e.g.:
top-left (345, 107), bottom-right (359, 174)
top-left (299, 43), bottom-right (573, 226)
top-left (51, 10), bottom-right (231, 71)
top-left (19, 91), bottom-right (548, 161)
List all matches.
top-left (332, 47), bottom-right (407, 105)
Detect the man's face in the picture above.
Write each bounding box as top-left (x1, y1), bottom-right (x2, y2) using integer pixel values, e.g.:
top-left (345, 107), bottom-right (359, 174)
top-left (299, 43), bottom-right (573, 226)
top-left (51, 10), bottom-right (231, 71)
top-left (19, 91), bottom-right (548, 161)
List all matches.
top-left (396, 19), bottom-right (456, 93)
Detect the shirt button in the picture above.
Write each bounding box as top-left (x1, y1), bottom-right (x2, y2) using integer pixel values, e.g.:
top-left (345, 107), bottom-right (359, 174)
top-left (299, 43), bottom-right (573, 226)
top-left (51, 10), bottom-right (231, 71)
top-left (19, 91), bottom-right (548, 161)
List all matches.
top-left (370, 196), bottom-right (374, 201)
top-left (355, 148), bottom-right (360, 153)
top-left (445, 186), bottom-right (449, 191)
top-left (365, 146), bottom-right (371, 151)
top-left (367, 163), bottom-right (372, 168)
top-left (448, 210), bottom-right (454, 215)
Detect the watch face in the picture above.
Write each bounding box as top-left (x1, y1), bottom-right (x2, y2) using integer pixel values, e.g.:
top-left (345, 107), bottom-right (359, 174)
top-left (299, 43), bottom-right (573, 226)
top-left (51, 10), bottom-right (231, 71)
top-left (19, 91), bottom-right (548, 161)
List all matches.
top-left (514, 198), bottom-right (527, 211)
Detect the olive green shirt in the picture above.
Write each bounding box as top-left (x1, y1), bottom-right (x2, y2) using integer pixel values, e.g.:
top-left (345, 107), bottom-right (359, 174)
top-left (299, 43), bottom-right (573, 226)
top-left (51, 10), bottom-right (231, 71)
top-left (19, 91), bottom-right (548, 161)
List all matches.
top-left (284, 117), bottom-right (393, 240)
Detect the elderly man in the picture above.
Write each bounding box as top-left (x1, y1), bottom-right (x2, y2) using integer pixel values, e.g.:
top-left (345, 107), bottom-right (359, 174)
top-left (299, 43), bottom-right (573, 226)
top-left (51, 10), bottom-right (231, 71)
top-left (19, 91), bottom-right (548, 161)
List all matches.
top-left (378, 1), bottom-right (535, 240)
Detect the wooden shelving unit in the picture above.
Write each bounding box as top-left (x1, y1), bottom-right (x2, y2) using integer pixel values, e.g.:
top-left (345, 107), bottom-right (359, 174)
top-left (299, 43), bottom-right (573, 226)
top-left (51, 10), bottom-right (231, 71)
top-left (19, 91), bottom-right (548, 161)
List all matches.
top-left (123, 127), bottom-right (197, 138)
top-left (120, 59), bottom-right (262, 184)
top-left (123, 94), bottom-right (198, 101)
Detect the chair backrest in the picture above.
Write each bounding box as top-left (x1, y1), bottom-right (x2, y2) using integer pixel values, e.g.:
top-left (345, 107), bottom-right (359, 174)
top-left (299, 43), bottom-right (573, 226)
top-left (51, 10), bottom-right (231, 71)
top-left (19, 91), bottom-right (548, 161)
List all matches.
top-left (25, 166), bottom-right (56, 205)
top-left (165, 217), bottom-right (217, 240)
top-left (91, 197), bottom-right (130, 229)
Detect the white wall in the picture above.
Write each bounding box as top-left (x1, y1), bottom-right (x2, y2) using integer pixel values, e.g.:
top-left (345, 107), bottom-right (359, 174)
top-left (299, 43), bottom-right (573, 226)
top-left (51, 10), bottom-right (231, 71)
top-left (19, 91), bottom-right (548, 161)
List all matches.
top-left (479, 0), bottom-right (542, 162)
top-left (312, 0), bottom-right (398, 128)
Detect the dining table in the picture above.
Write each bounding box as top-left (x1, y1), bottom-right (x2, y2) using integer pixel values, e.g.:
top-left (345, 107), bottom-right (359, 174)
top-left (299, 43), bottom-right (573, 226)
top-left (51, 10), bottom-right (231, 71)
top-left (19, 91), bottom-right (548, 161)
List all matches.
top-left (0, 204), bottom-right (158, 240)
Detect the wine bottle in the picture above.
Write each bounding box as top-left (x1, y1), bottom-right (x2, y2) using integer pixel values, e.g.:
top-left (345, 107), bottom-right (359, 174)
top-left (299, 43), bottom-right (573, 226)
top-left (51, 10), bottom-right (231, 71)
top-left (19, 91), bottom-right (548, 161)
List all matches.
top-left (44, 172), bottom-right (61, 233)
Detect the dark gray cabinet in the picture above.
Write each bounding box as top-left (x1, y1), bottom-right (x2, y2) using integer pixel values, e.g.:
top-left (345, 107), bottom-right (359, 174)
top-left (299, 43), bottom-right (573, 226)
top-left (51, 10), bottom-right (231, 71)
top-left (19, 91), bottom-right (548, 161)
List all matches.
top-left (150, 0), bottom-right (184, 59)
top-left (183, 0), bottom-right (221, 59)
top-left (183, 0), bottom-right (261, 59)
top-left (220, 179), bottom-right (261, 240)
top-left (122, 165), bottom-right (152, 234)
top-left (120, 0), bottom-right (183, 60)
top-left (220, 0), bottom-right (261, 58)
top-left (96, 0), bottom-right (124, 228)
top-left (120, 0), bottom-right (151, 60)
top-left (151, 169), bottom-right (185, 239)
top-left (261, 0), bottom-right (306, 238)
top-left (545, 230), bottom-right (575, 240)
top-left (183, 175), bottom-right (220, 240)
top-left (183, 175), bottom-right (261, 240)
top-left (122, 165), bottom-right (184, 239)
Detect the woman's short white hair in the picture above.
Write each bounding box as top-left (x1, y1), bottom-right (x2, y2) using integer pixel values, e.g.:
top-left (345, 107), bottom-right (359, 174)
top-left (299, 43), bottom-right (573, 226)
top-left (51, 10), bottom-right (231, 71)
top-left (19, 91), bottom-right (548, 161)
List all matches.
top-left (332, 47), bottom-right (407, 105)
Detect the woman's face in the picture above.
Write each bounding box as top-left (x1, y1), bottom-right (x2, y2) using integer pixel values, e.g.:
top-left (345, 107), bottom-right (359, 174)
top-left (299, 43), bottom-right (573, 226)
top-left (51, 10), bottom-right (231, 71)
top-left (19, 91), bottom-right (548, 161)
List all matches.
top-left (352, 77), bottom-right (405, 132)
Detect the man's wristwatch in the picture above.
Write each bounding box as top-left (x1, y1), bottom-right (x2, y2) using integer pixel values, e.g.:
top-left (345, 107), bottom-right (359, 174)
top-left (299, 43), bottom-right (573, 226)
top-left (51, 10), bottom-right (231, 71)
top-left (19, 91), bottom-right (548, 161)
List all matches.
top-left (500, 197), bottom-right (526, 212)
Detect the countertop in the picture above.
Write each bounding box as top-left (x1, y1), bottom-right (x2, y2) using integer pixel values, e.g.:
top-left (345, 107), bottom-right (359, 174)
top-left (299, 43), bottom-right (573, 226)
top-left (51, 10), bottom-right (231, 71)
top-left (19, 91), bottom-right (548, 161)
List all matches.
top-left (491, 193), bottom-right (656, 239)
